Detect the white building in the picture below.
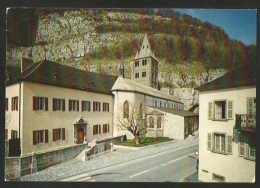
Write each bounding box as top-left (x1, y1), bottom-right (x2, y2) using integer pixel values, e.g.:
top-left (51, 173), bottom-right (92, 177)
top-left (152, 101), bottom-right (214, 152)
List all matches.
top-left (196, 63), bottom-right (256, 182)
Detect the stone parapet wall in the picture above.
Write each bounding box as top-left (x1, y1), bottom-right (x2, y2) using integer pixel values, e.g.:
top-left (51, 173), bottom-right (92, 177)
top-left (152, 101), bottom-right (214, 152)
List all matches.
top-left (5, 144), bottom-right (86, 180)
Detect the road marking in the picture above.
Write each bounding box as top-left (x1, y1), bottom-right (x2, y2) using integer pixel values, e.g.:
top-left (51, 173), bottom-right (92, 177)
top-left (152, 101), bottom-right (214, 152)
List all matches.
top-left (168, 153), bottom-right (194, 164)
top-left (129, 170), bottom-right (149, 178)
top-left (75, 176), bottom-right (92, 182)
top-left (58, 172), bottom-right (91, 181)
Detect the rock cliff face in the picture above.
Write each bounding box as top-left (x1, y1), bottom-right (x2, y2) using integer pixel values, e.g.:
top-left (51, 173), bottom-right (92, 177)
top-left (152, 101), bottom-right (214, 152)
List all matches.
top-left (7, 9), bottom-right (227, 111)
top-left (7, 10), bottom-right (146, 65)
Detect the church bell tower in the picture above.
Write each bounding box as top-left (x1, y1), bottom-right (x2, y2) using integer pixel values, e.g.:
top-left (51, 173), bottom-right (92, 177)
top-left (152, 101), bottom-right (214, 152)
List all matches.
top-left (131, 34), bottom-right (159, 89)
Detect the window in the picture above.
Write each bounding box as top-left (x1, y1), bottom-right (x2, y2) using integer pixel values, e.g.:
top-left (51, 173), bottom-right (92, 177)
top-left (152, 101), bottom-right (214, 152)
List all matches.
top-left (82, 101), bottom-right (91, 111)
top-left (215, 101), bottom-right (226, 119)
top-left (12, 96), bottom-right (18, 111)
top-left (135, 61), bottom-right (139, 67)
top-left (53, 98), bottom-right (65, 111)
top-left (103, 124), bottom-right (109, 133)
top-left (149, 117), bottom-right (154, 128)
top-left (53, 128), bottom-right (65, 141)
top-left (5, 129), bottom-right (8, 140)
top-left (142, 71), bottom-right (146, 77)
top-left (93, 125), bottom-right (101, 135)
top-left (247, 98), bottom-right (256, 117)
top-left (11, 130), bottom-right (18, 139)
top-left (93, 102), bottom-right (101, 112)
top-left (33, 130), bottom-right (48, 145)
top-left (135, 72), bottom-right (139, 78)
top-left (157, 117), bottom-right (162, 129)
top-left (239, 141), bottom-right (256, 160)
top-left (155, 100), bottom-right (157, 107)
top-left (103, 102), bottom-right (109, 112)
top-left (33, 96), bottom-right (48, 111)
top-left (208, 100), bottom-right (233, 120)
top-left (212, 173), bottom-right (225, 182)
top-left (207, 133), bottom-right (232, 154)
top-left (142, 59), bottom-right (147, 66)
top-left (5, 98), bottom-right (8, 111)
top-left (69, 100), bottom-right (79, 111)
top-left (214, 133), bottom-right (226, 153)
top-left (123, 101), bottom-right (129, 118)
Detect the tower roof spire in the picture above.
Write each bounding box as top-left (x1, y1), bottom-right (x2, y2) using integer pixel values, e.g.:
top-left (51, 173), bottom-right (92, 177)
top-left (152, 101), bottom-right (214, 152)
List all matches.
top-left (136, 33), bottom-right (155, 59)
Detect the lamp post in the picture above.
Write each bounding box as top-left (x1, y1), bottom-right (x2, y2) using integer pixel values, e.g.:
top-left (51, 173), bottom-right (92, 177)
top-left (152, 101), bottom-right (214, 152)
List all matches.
top-left (194, 150), bottom-right (199, 172)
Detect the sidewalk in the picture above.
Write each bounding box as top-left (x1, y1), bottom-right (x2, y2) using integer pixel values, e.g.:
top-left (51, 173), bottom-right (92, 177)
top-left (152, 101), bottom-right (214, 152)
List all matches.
top-left (182, 171), bottom-right (198, 182)
top-left (20, 134), bottom-right (198, 181)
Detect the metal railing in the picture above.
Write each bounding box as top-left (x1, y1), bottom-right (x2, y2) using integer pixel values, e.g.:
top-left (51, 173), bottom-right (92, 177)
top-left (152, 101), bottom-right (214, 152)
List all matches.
top-left (235, 114), bottom-right (256, 131)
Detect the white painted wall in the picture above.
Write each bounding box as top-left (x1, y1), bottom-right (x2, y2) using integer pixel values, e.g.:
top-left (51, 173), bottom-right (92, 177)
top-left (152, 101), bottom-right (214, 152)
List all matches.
top-left (21, 81), bottom-right (114, 155)
top-left (5, 84), bottom-right (21, 140)
top-left (163, 113), bottom-right (185, 140)
top-left (199, 86), bottom-right (256, 182)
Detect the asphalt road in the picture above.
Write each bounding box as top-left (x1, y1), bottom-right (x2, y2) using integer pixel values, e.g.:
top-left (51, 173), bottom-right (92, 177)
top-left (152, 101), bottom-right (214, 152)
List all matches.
top-left (60, 143), bottom-right (198, 182)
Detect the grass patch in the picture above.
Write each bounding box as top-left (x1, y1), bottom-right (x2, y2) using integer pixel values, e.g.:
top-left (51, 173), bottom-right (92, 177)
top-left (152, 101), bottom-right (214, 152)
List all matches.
top-left (116, 136), bottom-right (172, 147)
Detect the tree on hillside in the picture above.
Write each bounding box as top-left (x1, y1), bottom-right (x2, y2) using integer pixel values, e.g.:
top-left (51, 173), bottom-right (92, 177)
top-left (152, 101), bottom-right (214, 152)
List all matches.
top-left (116, 102), bottom-right (147, 144)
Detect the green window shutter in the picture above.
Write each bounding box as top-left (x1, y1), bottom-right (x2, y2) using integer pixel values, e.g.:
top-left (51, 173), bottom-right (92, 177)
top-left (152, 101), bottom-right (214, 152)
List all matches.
top-left (227, 101), bottom-right (233, 119)
top-left (208, 102), bottom-right (212, 119)
top-left (227, 135), bottom-right (233, 154)
top-left (207, 133), bottom-right (212, 150)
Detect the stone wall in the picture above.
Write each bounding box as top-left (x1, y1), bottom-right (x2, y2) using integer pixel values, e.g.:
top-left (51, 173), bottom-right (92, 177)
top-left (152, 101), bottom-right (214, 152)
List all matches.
top-left (5, 144), bottom-right (87, 180)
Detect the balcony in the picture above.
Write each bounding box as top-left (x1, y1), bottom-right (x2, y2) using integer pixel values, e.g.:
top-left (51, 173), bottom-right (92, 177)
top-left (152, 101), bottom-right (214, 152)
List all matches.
top-left (235, 114), bottom-right (256, 132)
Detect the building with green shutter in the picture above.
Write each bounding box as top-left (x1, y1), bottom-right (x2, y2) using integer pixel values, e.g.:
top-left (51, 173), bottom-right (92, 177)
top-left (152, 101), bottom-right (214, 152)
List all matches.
top-left (196, 63), bottom-right (256, 182)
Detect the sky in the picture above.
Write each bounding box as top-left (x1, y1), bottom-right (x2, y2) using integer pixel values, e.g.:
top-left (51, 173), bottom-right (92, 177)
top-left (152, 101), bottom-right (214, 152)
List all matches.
top-left (174, 9), bottom-right (257, 45)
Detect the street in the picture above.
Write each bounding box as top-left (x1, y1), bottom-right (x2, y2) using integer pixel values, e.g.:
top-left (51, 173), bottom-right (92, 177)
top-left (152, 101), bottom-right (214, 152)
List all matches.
top-left (59, 143), bottom-right (198, 182)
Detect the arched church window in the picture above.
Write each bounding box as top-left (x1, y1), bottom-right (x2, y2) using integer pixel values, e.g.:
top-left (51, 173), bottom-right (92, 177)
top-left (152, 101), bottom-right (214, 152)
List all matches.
top-left (157, 117), bottom-right (162, 129)
top-left (149, 117), bottom-right (154, 128)
top-left (123, 101), bottom-right (129, 118)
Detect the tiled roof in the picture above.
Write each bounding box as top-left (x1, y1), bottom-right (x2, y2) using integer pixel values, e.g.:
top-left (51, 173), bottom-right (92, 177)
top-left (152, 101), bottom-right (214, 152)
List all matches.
top-left (6, 60), bottom-right (118, 95)
top-left (111, 76), bottom-right (181, 103)
top-left (152, 107), bottom-right (199, 117)
top-left (195, 63), bottom-right (256, 92)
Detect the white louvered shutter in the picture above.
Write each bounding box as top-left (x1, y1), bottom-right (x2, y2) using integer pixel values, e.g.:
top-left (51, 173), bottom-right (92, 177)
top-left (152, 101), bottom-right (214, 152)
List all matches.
top-left (227, 135), bottom-right (233, 154)
top-left (238, 142), bottom-right (246, 157)
top-left (208, 102), bottom-right (213, 119)
top-left (227, 101), bottom-right (233, 119)
top-left (207, 133), bottom-right (212, 150)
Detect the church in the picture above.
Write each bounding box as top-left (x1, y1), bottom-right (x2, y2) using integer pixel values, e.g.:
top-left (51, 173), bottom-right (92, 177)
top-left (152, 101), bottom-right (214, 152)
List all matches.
top-left (5, 34), bottom-right (198, 174)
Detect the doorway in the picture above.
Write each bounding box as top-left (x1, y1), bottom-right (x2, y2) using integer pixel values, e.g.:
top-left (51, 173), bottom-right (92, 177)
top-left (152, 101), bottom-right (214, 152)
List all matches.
top-left (77, 128), bottom-right (84, 144)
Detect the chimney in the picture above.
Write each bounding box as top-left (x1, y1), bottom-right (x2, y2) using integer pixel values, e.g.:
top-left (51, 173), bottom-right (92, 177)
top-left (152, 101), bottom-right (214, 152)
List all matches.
top-left (21, 57), bottom-right (33, 73)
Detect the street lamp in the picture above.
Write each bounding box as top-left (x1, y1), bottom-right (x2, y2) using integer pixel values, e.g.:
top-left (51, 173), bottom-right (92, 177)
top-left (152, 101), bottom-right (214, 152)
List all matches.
top-left (194, 150), bottom-right (199, 172)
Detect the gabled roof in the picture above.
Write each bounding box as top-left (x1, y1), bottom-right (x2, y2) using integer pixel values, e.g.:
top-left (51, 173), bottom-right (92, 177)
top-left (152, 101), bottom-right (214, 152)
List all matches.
top-left (146, 109), bottom-right (164, 115)
top-left (111, 76), bottom-right (181, 103)
top-left (152, 107), bottom-right (199, 117)
top-left (195, 63), bottom-right (256, 92)
top-left (6, 60), bottom-right (118, 95)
